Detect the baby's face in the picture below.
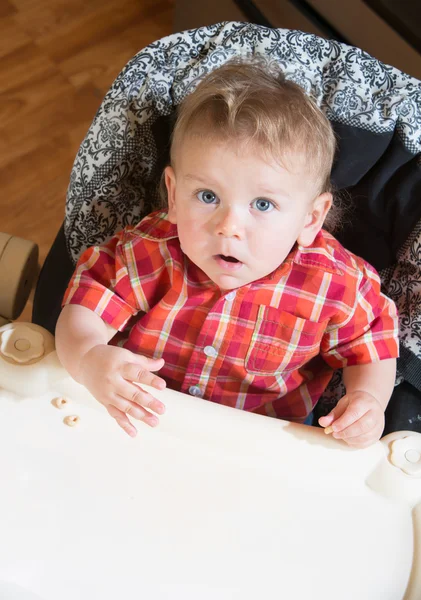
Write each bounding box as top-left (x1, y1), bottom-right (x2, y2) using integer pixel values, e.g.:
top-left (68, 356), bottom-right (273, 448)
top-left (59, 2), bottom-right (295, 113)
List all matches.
top-left (165, 136), bottom-right (331, 291)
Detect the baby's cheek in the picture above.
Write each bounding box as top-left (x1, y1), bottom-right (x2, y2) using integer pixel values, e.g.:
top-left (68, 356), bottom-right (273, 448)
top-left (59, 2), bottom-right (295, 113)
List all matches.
top-left (257, 235), bottom-right (292, 267)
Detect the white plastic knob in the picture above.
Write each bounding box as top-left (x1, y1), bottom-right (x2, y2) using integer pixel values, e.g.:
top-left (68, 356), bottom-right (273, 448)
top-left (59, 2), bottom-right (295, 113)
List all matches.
top-left (0, 324), bottom-right (45, 364)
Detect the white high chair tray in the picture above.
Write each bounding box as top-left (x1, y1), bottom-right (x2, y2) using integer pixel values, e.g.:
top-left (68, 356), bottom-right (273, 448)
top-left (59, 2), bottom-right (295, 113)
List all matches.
top-left (0, 324), bottom-right (419, 600)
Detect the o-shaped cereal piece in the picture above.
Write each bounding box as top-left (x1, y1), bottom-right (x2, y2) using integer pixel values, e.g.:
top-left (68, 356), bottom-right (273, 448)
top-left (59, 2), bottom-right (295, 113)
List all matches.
top-left (63, 415), bottom-right (80, 427)
top-left (52, 397), bottom-right (69, 409)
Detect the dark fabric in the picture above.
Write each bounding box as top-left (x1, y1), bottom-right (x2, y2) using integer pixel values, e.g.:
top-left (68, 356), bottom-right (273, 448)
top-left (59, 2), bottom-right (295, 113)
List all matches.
top-left (150, 113), bottom-right (173, 187)
top-left (333, 126), bottom-right (421, 272)
top-left (32, 224), bottom-right (74, 335)
top-left (383, 381), bottom-right (421, 435)
top-left (330, 123), bottom-right (394, 189)
top-left (398, 345), bottom-right (421, 392)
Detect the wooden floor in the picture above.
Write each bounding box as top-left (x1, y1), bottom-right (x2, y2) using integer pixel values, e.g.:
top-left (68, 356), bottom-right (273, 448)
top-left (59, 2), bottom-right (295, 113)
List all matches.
top-left (1, 0), bottom-right (174, 321)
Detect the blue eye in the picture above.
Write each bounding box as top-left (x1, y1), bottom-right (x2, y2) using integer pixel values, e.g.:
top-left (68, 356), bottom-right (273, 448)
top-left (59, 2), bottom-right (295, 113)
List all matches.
top-left (253, 198), bottom-right (274, 212)
top-left (197, 190), bottom-right (217, 204)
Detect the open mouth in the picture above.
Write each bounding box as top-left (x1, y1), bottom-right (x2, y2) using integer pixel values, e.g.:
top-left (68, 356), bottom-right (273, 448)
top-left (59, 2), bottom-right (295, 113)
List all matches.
top-left (218, 254), bottom-right (239, 263)
top-left (214, 254), bottom-right (243, 271)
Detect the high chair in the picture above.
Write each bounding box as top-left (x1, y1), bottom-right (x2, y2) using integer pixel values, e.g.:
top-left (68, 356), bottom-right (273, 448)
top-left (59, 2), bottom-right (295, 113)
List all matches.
top-left (1, 21), bottom-right (421, 600)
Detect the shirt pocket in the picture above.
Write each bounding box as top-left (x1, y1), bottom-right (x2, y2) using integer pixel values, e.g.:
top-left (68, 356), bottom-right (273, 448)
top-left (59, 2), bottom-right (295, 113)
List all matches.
top-left (245, 306), bottom-right (326, 376)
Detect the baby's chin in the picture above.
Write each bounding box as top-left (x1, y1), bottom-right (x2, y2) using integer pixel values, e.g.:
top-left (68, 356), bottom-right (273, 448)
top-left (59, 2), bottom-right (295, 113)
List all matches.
top-left (192, 256), bottom-right (278, 290)
top-left (210, 272), bottom-right (256, 292)
top-left (201, 269), bottom-right (242, 291)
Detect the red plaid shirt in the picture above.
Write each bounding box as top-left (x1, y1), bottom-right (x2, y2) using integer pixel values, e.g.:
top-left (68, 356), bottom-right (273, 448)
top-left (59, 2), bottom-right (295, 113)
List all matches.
top-left (63, 211), bottom-right (399, 421)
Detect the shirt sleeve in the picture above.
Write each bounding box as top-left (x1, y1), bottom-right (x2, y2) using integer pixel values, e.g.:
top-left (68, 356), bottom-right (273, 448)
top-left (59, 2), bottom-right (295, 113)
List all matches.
top-left (62, 229), bottom-right (141, 332)
top-left (320, 261), bottom-right (399, 369)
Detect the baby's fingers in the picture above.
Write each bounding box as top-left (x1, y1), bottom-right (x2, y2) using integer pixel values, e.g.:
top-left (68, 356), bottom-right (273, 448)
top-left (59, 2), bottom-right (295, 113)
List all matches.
top-left (318, 397), bottom-right (348, 429)
top-left (116, 379), bottom-right (165, 416)
top-left (327, 396), bottom-right (368, 434)
top-left (340, 428), bottom-right (382, 449)
top-left (331, 410), bottom-right (379, 441)
top-left (121, 357), bottom-right (166, 390)
top-left (107, 404), bottom-right (138, 438)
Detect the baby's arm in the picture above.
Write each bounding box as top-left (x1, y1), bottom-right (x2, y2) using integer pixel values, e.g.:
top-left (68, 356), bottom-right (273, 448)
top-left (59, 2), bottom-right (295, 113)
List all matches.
top-left (318, 358), bottom-right (396, 448)
top-left (56, 304), bottom-right (117, 375)
top-left (56, 305), bottom-right (166, 437)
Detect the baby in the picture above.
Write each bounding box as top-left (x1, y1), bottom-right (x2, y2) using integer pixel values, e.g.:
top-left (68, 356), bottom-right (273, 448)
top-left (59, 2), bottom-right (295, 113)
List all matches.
top-left (56, 60), bottom-right (399, 448)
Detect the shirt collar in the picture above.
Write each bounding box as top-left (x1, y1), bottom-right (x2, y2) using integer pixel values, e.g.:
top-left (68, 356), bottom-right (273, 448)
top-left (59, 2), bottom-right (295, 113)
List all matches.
top-left (292, 230), bottom-right (343, 275)
top-left (254, 230), bottom-right (343, 286)
top-left (134, 211), bottom-right (178, 240)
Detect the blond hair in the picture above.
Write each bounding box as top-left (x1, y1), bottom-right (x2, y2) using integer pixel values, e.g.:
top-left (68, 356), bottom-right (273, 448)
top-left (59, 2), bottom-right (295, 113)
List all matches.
top-left (168, 58), bottom-right (340, 230)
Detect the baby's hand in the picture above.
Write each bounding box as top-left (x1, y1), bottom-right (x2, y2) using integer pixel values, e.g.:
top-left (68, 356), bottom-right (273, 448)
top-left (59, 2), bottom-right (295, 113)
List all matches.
top-left (78, 344), bottom-right (166, 437)
top-left (318, 390), bottom-right (385, 449)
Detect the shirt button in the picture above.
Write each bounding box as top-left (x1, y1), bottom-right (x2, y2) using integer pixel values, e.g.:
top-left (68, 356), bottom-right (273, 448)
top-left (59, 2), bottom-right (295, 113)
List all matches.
top-left (204, 345), bottom-right (218, 358)
top-left (225, 291), bottom-right (236, 301)
top-left (188, 385), bottom-right (202, 397)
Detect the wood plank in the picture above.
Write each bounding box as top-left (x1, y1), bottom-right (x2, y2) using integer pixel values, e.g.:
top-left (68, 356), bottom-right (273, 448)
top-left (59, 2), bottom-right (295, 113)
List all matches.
top-left (0, 67), bottom-right (69, 129)
top-left (60, 5), bottom-right (174, 92)
top-left (0, 78), bottom-right (102, 168)
top-left (0, 0), bottom-right (17, 19)
top-left (11, 0), bottom-right (124, 41)
top-left (0, 16), bottom-right (31, 58)
top-left (1, 134), bottom-right (73, 233)
top-left (36, 0), bottom-right (170, 62)
top-left (0, 42), bottom-right (56, 93)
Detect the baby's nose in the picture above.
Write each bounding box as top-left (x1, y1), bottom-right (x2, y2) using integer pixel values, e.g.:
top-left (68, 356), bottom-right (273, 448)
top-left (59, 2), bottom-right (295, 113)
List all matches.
top-left (215, 208), bottom-right (243, 238)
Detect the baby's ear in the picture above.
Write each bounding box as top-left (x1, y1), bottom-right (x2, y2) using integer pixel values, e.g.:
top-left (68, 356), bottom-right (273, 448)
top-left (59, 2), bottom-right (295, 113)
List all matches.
top-left (165, 166), bottom-right (177, 224)
top-left (297, 192), bottom-right (332, 247)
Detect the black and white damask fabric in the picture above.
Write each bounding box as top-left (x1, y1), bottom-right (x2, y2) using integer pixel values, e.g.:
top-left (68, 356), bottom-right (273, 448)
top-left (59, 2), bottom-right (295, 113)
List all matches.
top-left (381, 216), bottom-right (421, 388)
top-left (65, 21), bottom-right (421, 384)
